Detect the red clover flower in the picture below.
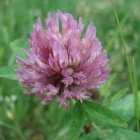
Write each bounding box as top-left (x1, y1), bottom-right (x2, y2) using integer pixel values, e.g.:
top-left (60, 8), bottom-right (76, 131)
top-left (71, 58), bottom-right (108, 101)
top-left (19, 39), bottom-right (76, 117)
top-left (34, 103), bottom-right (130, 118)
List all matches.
top-left (15, 11), bottom-right (111, 108)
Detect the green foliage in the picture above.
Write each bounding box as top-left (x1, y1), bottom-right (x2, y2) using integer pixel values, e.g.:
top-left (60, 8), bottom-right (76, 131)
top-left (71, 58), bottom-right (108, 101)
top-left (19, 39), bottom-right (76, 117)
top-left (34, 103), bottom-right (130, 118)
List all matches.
top-left (111, 0), bottom-right (140, 132)
top-left (0, 0), bottom-right (140, 139)
top-left (110, 93), bottom-right (140, 122)
top-left (79, 128), bottom-right (140, 140)
top-left (131, 59), bottom-right (140, 131)
top-left (104, 88), bottom-right (128, 106)
top-left (0, 65), bottom-right (17, 80)
top-left (69, 102), bottom-right (85, 140)
top-left (0, 39), bottom-right (29, 80)
top-left (69, 99), bottom-right (128, 139)
top-left (10, 39), bottom-right (28, 59)
top-left (79, 132), bottom-right (99, 140)
top-left (82, 101), bottom-right (127, 127)
top-left (104, 128), bottom-right (140, 140)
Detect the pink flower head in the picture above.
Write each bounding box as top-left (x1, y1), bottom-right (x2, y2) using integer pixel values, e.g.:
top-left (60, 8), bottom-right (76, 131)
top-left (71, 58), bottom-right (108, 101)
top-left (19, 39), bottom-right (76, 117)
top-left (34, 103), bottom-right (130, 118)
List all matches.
top-left (15, 11), bottom-right (111, 109)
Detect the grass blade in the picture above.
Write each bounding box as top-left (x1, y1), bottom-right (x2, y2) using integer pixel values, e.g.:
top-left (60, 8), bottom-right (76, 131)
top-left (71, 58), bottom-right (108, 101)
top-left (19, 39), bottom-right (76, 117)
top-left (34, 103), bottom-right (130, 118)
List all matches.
top-left (110, 0), bottom-right (133, 87)
top-left (111, 0), bottom-right (139, 132)
top-left (105, 88), bottom-right (128, 106)
top-left (131, 59), bottom-right (139, 132)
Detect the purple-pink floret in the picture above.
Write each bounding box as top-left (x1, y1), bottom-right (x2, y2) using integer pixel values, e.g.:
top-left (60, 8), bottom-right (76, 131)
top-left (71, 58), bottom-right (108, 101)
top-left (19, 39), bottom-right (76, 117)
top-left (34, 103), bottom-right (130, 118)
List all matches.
top-left (15, 11), bottom-right (111, 108)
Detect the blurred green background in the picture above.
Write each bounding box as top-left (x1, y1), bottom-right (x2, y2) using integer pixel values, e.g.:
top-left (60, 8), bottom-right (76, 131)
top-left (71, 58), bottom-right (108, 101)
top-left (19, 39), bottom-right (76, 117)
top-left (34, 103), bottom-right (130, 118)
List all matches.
top-left (0, 0), bottom-right (140, 140)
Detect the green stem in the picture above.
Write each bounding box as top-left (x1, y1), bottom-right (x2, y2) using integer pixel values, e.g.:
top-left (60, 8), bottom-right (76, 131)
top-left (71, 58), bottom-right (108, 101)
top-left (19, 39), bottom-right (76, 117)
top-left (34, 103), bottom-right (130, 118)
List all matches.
top-left (111, 0), bottom-right (139, 132)
top-left (132, 59), bottom-right (139, 132)
top-left (106, 12), bottom-right (130, 51)
top-left (110, 0), bottom-right (133, 87)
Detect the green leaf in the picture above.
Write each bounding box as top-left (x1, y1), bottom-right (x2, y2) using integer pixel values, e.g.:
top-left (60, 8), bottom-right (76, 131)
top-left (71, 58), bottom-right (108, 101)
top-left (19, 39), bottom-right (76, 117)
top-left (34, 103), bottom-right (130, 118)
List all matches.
top-left (0, 65), bottom-right (17, 80)
top-left (82, 101), bottom-right (127, 127)
top-left (10, 39), bottom-right (29, 59)
top-left (69, 102), bottom-right (84, 140)
top-left (110, 88), bottom-right (128, 103)
top-left (110, 93), bottom-right (140, 121)
top-left (79, 128), bottom-right (140, 140)
top-left (105, 88), bottom-right (128, 106)
top-left (104, 128), bottom-right (140, 140)
top-left (69, 120), bottom-right (84, 140)
top-left (72, 102), bottom-right (85, 121)
top-left (78, 132), bottom-right (99, 140)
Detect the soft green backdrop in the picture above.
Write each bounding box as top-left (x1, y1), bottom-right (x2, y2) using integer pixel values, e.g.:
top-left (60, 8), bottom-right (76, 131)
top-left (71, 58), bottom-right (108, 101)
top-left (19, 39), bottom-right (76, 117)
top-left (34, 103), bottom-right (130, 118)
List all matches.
top-left (0, 0), bottom-right (140, 140)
